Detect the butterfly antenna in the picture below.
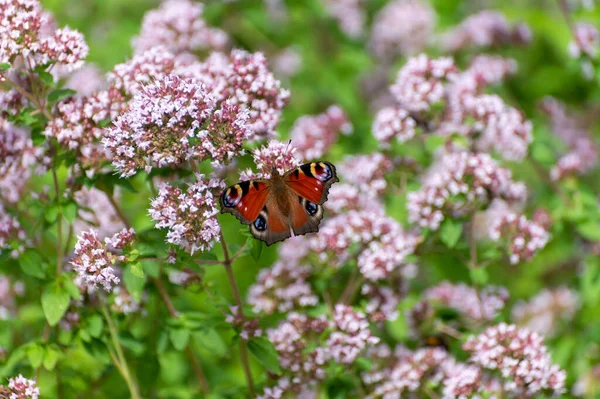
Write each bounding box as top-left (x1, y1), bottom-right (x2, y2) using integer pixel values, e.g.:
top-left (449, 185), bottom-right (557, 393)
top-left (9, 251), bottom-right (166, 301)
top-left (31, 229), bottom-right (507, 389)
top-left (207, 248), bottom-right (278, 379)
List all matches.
top-left (285, 139), bottom-right (292, 155)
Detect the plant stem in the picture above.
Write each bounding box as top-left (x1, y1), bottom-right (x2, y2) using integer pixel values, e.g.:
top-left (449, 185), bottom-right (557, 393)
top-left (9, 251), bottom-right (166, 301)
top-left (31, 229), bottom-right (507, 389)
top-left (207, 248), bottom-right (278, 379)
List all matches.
top-left (219, 229), bottom-right (256, 397)
top-left (101, 304), bottom-right (141, 399)
top-left (52, 169), bottom-right (63, 276)
top-left (106, 192), bottom-right (132, 229)
top-left (152, 276), bottom-right (210, 394)
top-left (4, 75), bottom-right (54, 120)
top-left (338, 269), bottom-right (363, 305)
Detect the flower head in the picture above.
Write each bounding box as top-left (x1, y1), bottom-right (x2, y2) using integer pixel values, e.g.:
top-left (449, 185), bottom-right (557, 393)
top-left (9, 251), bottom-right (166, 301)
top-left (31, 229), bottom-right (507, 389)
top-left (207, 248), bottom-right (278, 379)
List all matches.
top-left (407, 152), bottom-right (527, 230)
top-left (512, 287), bottom-right (578, 336)
top-left (464, 323), bottom-right (566, 396)
top-left (569, 22), bottom-right (599, 58)
top-left (132, 0), bottom-right (227, 55)
top-left (71, 229), bottom-right (121, 292)
top-left (390, 54), bottom-right (458, 113)
top-left (372, 106), bottom-right (417, 147)
top-left (370, 0), bottom-right (436, 59)
top-left (149, 176), bottom-right (224, 254)
top-left (248, 261), bottom-right (318, 315)
top-left (290, 105), bottom-right (352, 160)
top-left (103, 75), bottom-right (217, 177)
top-left (4, 374), bottom-right (39, 399)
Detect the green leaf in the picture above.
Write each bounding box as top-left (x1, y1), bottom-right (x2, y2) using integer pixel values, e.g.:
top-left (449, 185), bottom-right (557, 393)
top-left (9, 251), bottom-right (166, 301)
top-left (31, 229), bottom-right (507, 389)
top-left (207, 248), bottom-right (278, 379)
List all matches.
top-left (424, 134), bottom-right (446, 153)
top-left (61, 275), bottom-right (81, 300)
top-left (48, 88), bottom-right (76, 102)
top-left (27, 343), bottom-right (45, 368)
top-left (0, 63), bottom-right (10, 72)
top-left (576, 220), bottom-right (600, 241)
top-left (248, 237), bottom-right (263, 261)
top-left (45, 205), bottom-right (59, 223)
top-left (43, 345), bottom-right (61, 370)
top-left (469, 267), bottom-right (489, 286)
top-left (531, 142), bottom-right (555, 165)
top-left (19, 249), bottom-right (46, 279)
top-left (169, 328), bottom-right (190, 351)
top-left (41, 282), bottom-right (70, 326)
top-left (37, 71), bottom-right (54, 86)
top-left (247, 337), bottom-right (281, 374)
top-left (123, 264), bottom-right (145, 303)
top-left (130, 261), bottom-right (144, 278)
top-left (439, 219), bottom-right (463, 248)
top-left (87, 314), bottom-right (103, 338)
top-left (63, 202), bottom-right (78, 224)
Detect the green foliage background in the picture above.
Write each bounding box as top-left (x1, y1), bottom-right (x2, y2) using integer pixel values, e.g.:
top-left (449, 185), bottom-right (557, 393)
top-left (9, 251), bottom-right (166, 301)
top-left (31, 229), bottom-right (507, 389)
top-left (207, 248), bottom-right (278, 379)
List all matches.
top-left (1, 0), bottom-right (599, 397)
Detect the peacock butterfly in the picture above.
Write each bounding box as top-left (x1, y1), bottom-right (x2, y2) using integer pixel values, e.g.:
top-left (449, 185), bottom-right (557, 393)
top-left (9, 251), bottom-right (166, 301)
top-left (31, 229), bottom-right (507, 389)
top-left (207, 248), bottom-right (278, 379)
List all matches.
top-left (219, 162), bottom-right (339, 246)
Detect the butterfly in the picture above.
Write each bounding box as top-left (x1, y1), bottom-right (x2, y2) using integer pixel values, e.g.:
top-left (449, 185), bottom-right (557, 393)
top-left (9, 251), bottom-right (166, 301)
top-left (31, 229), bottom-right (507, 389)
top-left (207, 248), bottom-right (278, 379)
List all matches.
top-left (220, 162), bottom-right (339, 246)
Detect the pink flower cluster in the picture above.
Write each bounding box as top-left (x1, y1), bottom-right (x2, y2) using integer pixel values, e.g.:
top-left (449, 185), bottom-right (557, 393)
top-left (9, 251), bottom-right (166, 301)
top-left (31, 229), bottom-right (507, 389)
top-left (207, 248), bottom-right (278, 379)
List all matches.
top-left (0, 0), bottom-right (87, 73)
top-left (422, 281), bottom-right (509, 321)
top-left (289, 105), bottom-right (352, 160)
top-left (103, 75), bottom-right (218, 177)
top-left (372, 106), bottom-right (417, 146)
top-left (407, 152), bottom-right (527, 230)
top-left (44, 88), bottom-right (123, 151)
top-left (390, 54), bottom-right (458, 112)
top-left (73, 187), bottom-right (125, 238)
top-left (71, 229), bottom-right (122, 293)
top-left (441, 10), bottom-right (531, 52)
top-left (247, 261), bottom-right (318, 315)
top-left (321, 0), bottom-right (365, 39)
top-left (337, 153), bottom-right (392, 195)
top-left (568, 22), bottom-right (599, 59)
top-left (488, 211), bottom-right (549, 264)
top-left (464, 323), bottom-right (566, 396)
top-left (0, 275), bottom-right (24, 319)
top-left (241, 140), bottom-right (301, 180)
top-left (0, 204), bottom-right (27, 258)
top-left (369, 0), bottom-right (436, 59)
top-left (149, 176), bottom-right (224, 254)
top-left (512, 287), bottom-right (578, 336)
top-left (0, 374), bottom-right (40, 399)
top-left (132, 0), bottom-right (227, 56)
top-left (378, 54), bottom-right (531, 161)
top-left (541, 97), bottom-right (598, 181)
top-left (225, 306), bottom-right (262, 340)
top-left (261, 306), bottom-right (378, 397)
top-left (0, 120), bottom-right (39, 203)
top-left (108, 46), bottom-right (178, 98)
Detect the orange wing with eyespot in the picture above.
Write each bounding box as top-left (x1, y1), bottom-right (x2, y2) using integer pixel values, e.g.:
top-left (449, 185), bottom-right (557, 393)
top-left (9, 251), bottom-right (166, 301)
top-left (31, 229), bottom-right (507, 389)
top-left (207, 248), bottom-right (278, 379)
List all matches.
top-left (284, 162), bottom-right (339, 204)
top-left (219, 180), bottom-right (270, 224)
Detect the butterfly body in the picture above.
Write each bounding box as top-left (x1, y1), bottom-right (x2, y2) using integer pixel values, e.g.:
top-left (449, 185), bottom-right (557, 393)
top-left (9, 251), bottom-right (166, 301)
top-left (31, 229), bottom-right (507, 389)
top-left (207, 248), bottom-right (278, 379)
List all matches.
top-left (220, 162), bottom-right (338, 246)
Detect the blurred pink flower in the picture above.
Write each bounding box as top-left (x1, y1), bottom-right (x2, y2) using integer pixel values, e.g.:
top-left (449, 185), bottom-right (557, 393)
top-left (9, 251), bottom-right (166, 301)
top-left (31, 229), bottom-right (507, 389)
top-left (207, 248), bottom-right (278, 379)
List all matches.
top-left (0, 120), bottom-right (39, 203)
top-left (132, 0), bottom-right (227, 55)
top-left (488, 211), bottom-right (549, 264)
top-left (370, 0), bottom-right (436, 59)
top-left (321, 0), bottom-right (365, 38)
top-left (248, 261), bottom-right (318, 315)
top-left (290, 105), bottom-right (352, 160)
top-left (512, 287), bottom-right (578, 336)
top-left (569, 23), bottom-right (599, 58)
top-left (441, 10), bottom-right (531, 52)
top-left (372, 106), bottom-right (417, 147)
top-left (338, 153), bottom-right (392, 195)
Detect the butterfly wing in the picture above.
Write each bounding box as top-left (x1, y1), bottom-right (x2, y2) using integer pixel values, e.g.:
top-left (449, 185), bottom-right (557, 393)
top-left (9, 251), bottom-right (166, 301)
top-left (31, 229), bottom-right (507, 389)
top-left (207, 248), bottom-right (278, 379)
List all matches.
top-left (220, 179), bottom-right (292, 246)
top-left (250, 196), bottom-right (292, 246)
top-left (220, 180), bottom-right (270, 224)
top-left (284, 162), bottom-right (338, 236)
top-left (284, 162), bottom-right (339, 204)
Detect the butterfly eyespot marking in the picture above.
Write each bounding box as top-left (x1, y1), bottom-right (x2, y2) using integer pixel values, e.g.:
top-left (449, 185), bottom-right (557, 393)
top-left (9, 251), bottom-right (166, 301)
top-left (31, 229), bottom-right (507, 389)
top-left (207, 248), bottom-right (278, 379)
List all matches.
top-left (253, 215), bottom-right (267, 231)
top-left (304, 200), bottom-right (319, 216)
top-left (223, 185), bottom-right (243, 207)
top-left (309, 162), bottom-right (333, 181)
